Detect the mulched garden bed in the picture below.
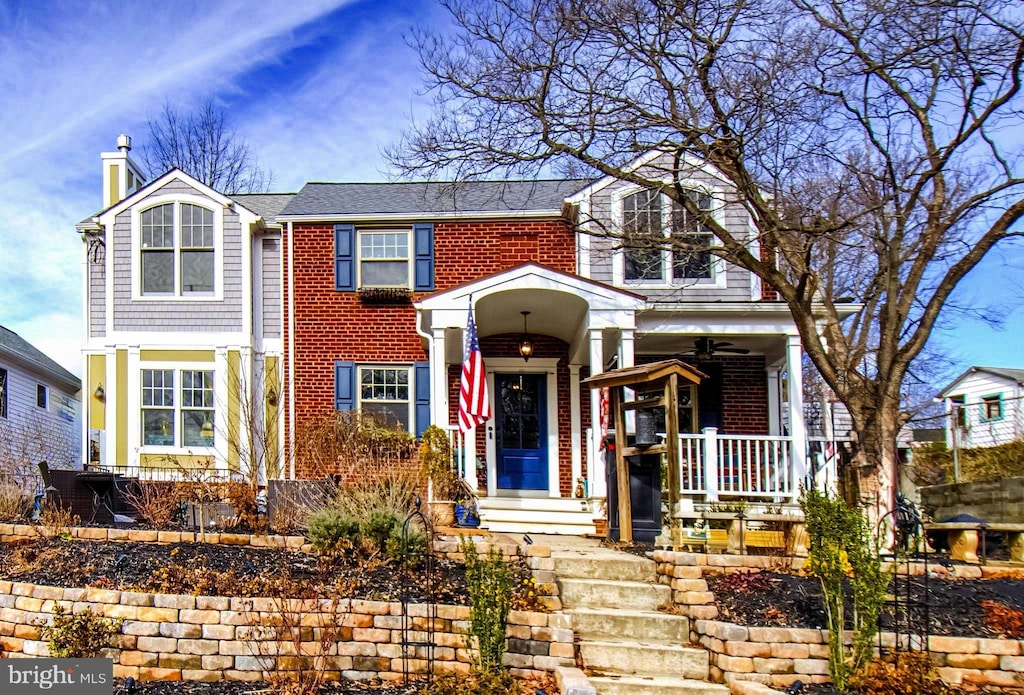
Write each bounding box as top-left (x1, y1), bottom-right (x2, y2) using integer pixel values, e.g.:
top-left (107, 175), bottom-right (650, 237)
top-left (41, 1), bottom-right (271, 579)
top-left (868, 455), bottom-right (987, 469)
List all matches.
top-left (707, 570), bottom-right (1024, 638)
top-left (0, 538), bottom-right (473, 604)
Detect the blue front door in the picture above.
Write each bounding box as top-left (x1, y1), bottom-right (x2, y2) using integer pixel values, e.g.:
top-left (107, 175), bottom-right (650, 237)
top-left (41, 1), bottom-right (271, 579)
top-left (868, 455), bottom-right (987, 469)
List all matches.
top-left (496, 373), bottom-right (548, 490)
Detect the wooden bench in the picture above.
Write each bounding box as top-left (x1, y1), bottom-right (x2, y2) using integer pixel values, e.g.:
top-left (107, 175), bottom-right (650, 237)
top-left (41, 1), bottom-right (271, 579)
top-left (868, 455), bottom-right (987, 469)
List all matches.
top-left (925, 522), bottom-right (1024, 564)
top-left (681, 511), bottom-right (807, 556)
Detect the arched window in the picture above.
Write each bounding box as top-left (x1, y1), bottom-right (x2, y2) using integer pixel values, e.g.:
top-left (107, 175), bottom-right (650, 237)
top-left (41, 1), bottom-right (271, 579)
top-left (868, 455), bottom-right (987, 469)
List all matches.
top-left (621, 187), bottom-right (715, 282)
top-left (140, 202), bottom-right (215, 295)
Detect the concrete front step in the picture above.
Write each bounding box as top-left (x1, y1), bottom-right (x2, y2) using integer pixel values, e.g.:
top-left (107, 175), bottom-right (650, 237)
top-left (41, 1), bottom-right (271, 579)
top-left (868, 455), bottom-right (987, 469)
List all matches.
top-left (579, 639), bottom-right (709, 680)
top-left (568, 607), bottom-right (689, 642)
top-left (478, 499), bottom-right (596, 535)
top-left (589, 675), bottom-right (730, 695)
top-left (553, 550), bottom-right (658, 583)
top-left (559, 577), bottom-right (670, 611)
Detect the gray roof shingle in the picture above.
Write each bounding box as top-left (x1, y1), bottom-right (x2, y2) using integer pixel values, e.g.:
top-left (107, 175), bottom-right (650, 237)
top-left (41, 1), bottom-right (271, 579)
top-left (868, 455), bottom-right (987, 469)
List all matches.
top-left (231, 193), bottom-right (295, 220)
top-left (279, 179), bottom-right (590, 218)
top-left (0, 325), bottom-right (80, 390)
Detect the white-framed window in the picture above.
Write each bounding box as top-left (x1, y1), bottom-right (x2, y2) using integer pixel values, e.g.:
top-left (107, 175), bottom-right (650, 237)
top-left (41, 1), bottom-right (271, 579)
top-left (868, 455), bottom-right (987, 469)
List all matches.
top-left (141, 368), bottom-right (215, 448)
top-left (358, 230), bottom-right (410, 288)
top-left (131, 194), bottom-right (223, 301)
top-left (0, 368), bottom-right (7, 419)
top-left (358, 366), bottom-right (411, 429)
top-left (616, 184), bottom-right (722, 287)
top-left (36, 384), bottom-right (48, 410)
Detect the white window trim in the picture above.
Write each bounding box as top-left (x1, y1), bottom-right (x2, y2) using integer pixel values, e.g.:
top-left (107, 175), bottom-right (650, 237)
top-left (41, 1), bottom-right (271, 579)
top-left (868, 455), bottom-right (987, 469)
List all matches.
top-left (36, 383), bottom-right (49, 410)
top-left (356, 228), bottom-right (413, 290)
top-left (130, 194), bottom-right (225, 302)
top-left (356, 364), bottom-right (414, 431)
top-left (611, 180), bottom-right (727, 290)
top-left (137, 361), bottom-right (219, 455)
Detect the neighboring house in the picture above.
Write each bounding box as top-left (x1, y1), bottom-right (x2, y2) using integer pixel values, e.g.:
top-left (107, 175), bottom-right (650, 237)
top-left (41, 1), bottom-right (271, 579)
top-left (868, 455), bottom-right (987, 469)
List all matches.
top-left (79, 139), bottom-right (855, 533)
top-left (0, 325), bottom-right (81, 476)
top-left (76, 136), bottom-right (289, 481)
top-left (938, 367), bottom-right (1024, 449)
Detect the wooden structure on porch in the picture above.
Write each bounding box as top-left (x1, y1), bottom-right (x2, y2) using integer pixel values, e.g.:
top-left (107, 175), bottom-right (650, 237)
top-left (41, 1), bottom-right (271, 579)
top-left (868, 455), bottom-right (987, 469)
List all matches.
top-left (584, 359), bottom-right (705, 542)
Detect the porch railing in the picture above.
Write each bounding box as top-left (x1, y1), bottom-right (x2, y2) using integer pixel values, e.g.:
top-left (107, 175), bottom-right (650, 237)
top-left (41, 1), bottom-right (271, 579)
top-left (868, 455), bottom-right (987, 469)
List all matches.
top-left (678, 428), bottom-right (796, 502)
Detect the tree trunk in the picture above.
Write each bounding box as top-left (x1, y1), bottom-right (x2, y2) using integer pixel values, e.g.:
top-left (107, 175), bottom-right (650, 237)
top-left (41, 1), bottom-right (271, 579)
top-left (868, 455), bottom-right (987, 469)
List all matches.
top-left (845, 400), bottom-right (902, 547)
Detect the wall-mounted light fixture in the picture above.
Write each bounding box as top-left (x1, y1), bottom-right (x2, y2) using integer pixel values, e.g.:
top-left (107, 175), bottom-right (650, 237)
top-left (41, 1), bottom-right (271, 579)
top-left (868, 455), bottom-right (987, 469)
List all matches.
top-left (94, 384), bottom-right (105, 401)
top-left (518, 311), bottom-right (534, 363)
top-left (266, 386), bottom-right (278, 407)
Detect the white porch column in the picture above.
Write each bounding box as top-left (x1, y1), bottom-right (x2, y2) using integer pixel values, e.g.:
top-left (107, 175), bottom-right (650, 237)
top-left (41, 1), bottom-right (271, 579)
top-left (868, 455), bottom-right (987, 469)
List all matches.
top-left (786, 335), bottom-right (808, 488)
top-left (569, 364), bottom-right (582, 493)
top-left (431, 328), bottom-right (449, 428)
top-left (618, 329), bottom-right (635, 368)
top-left (767, 365), bottom-right (782, 436)
top-left (589, 328), bottom-right (607, 499)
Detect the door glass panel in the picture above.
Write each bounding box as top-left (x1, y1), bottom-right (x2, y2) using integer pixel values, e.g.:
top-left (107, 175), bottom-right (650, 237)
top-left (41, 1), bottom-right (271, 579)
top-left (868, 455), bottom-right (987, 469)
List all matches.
top-left (498, 375), bottom-right (542, 450)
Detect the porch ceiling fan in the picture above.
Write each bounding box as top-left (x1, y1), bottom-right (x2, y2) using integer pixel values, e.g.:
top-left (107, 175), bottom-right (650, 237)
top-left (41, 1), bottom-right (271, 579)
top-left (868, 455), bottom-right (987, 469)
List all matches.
top-left (678, 337), bottom-right (750, 360)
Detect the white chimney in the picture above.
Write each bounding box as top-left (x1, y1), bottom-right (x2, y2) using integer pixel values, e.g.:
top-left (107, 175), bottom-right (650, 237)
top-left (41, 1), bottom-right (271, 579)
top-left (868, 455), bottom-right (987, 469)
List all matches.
top-left (101, 134), bottom-right (145, 209)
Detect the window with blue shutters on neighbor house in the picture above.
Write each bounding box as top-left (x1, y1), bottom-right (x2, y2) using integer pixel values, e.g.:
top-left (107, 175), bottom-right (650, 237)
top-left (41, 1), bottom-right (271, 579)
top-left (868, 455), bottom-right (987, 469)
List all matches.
top-left (335, 361), bottom-right (431, 437)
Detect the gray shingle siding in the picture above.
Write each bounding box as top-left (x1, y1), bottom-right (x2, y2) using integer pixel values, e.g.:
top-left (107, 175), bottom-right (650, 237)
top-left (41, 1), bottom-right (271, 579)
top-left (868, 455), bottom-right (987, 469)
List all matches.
top-left (262, 237), bottom-right (281, 338)
top-left (89, 238), bottom-right (105, 337)
top-left (111, 183), bottom-right (244, 332)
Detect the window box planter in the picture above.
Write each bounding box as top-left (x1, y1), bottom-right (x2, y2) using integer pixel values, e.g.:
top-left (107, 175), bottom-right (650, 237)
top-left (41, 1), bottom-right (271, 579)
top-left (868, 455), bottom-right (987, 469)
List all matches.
top-left (358, 287), bottom-right (413, 304)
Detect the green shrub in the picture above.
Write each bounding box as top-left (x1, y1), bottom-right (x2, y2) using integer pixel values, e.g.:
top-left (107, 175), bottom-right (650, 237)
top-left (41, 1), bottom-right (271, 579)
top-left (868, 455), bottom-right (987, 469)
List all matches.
top-left (801, 488), bottom-right (890, 691)
top-left (41, 605), bottom-right (123, 658)
top-left (461, 538), bottom-right (512, 675)
top-left (386, 526), bottom-right (427, 562)
top-left (306, 507), bottom-right (360, 555)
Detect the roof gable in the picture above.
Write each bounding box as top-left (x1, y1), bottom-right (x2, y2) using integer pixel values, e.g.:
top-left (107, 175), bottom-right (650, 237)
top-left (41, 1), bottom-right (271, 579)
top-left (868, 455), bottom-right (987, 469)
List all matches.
top-left (938, 366), bottom-right (1024, 398)
top-left (0, 325), bottom-right (79, 391)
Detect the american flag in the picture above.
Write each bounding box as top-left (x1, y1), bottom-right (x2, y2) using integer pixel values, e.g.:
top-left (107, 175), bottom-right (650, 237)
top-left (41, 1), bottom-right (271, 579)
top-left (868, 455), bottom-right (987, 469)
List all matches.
top-left (458, 305), bottom-right (491, 433)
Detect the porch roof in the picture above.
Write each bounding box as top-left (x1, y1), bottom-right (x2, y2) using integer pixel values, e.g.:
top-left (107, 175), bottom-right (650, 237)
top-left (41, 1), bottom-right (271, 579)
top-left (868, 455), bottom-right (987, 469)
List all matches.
top-left (582, 359), bottom-right (706, 390)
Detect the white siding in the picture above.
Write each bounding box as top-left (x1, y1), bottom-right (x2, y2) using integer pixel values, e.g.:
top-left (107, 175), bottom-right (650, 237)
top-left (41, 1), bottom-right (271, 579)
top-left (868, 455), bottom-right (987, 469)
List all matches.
top-left (0, 359), bottom-right (81, 474)
top-left (945, 372), bottom-right (1024, 448)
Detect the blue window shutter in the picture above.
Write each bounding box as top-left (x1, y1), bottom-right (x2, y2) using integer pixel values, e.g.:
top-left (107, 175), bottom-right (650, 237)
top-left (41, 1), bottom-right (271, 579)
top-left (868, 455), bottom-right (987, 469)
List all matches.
top-left (413, 222), bottom-right (434, 292)
top-left (334, 361), bottom-right (355, 411)
top-left (414, 361), bottom-right (431, 437)
top-left (334, 224), bottom-right (355, 291)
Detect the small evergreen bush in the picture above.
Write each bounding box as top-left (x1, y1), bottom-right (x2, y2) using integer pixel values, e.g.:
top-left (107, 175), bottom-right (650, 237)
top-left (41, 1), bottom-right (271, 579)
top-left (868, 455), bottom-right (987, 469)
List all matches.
top-left (42, 605), bottom-right (123, 658)
top-left (306, 507), bottom-right (360, 555)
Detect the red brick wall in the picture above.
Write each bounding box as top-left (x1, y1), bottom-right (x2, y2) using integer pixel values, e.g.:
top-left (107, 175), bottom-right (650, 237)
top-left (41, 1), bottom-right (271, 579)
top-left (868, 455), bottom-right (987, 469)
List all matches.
top-left (638, 354), bottom-right (769, 435)
top-left (284, 218), bottom-right (576, 478)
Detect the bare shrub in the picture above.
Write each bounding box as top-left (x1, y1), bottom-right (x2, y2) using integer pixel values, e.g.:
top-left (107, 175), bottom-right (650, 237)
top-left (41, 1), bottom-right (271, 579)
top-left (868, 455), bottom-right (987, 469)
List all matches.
top-left (36, 503), bottom-right (79, 539)
top-left (123, 481), bottom-right (179, 528)
top-left (0, 480), bottom-right (30, 522)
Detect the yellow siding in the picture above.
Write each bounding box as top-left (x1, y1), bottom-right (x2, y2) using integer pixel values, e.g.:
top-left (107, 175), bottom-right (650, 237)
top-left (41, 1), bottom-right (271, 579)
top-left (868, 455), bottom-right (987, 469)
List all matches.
top-left (227, 350), bottom-right (240, 472)
top-left (140, 350), bottom-right (215, 363)
top-left (116, 349), bottom-right (127, 468)
top-left (108, 164), bottom-right (120, 206)
top-left (89, 354), bottom-right (105, 430)
top-left (139, 454), bottom-right (216, 469)
top-left (265, 356), bottom-right (280, 479)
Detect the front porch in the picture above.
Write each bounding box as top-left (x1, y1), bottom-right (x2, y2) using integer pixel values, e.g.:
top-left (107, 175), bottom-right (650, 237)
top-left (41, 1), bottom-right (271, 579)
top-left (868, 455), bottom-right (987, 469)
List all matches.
top-left (416, 263), bottom-right (814, 535)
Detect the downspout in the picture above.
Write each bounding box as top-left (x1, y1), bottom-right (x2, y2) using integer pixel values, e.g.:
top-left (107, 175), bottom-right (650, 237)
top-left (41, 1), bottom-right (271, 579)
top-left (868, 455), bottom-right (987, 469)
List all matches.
top-left (287, 221), bottom-right (295, 480)
top-left (414, 306), bottom-right (434, 424)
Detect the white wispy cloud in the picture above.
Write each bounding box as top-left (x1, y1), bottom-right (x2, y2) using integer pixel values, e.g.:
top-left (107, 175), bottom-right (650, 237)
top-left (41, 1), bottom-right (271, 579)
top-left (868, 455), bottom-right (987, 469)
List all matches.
top-left (0, 0), bottom-right (362, 376)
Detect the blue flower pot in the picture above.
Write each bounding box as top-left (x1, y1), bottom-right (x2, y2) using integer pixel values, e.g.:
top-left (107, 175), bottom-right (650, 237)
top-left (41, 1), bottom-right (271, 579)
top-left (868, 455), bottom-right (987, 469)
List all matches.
top-left (455, 503), bottom-right (480, 527)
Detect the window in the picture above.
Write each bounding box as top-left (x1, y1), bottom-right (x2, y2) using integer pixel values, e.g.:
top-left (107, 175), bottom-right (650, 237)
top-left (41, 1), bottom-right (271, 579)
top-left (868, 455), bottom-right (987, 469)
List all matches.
top-left (359, 230), bottom-right (410, 288)
top-left (0, 368), bottom-right (7, 418)
top-left (140, 202), bottom-right (215, 296)
top-left (671, 191), bottom-right (713, 279)
top-left (621, 187), bottom-right (716, 283)
top-left (981, 394), bottom-right (1004, 421)
top-left (141, 368), bottom-right (215, 447)
top-left (359, 367), bottom-right (411, 430)
top-left (36, 384), bottom-right (48, 410)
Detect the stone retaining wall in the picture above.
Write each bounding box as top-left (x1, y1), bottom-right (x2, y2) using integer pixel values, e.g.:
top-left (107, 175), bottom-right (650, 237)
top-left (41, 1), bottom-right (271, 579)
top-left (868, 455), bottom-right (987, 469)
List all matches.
top-left (921, 477), bottom-right (1024, 525)
top-left (0, 581), bottom-right (573, 682)
top-left (653, 550), bottom-right (1024, 690)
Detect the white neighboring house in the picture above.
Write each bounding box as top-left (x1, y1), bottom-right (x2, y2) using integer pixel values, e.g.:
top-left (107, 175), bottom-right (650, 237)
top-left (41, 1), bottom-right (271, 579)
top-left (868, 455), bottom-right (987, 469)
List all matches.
top-left (938, 367), bottom-right (1024, 449)
top-left (0, 325), bottom-right (82, 476)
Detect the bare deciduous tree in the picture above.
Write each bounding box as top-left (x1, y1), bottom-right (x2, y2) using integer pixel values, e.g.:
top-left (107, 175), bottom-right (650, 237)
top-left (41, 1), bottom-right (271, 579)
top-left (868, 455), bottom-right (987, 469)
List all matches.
top-left (390, 0), bottom-right (1024, 524)
top-left (141, 100), bottom-right (271, 194)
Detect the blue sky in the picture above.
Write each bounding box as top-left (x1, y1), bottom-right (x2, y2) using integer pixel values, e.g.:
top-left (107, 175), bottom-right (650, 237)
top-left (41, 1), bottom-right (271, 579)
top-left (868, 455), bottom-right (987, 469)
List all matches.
top-left (0, 0), bottom-right (1021, 387)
